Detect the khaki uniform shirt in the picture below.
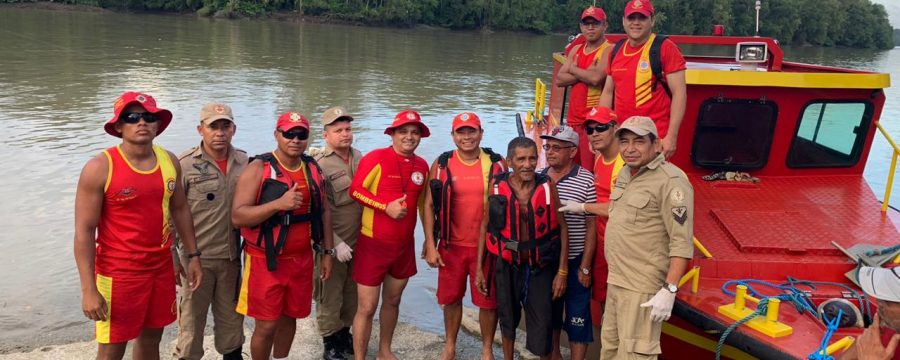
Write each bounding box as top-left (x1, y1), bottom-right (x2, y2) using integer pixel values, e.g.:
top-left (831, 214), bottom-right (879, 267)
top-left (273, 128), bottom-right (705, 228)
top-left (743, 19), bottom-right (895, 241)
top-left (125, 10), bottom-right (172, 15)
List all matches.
top-left (605, 154), bottom-right (693, 294)
top-left (175, 144), bottom-right (248, 260)
top-left (315, 146), bottom-right (363, 247)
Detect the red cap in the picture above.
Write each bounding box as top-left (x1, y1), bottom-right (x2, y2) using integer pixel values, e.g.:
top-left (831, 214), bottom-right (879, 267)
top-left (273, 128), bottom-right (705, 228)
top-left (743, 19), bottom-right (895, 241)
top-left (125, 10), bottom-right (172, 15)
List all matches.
top-left (104, 91), bottom-right (172, 138)
top-left (580, 6), bottom-right (606, 21)
top-left (276, 111), bottom-right (310, 132)
top-left (384, 109), bottom-right (431, 138)
top-left (624, 0), bottom-right (654, 17)
top-left (585, 106), bottom-right (618, 124)
top-left (451, 112), bottom-right (482, 132)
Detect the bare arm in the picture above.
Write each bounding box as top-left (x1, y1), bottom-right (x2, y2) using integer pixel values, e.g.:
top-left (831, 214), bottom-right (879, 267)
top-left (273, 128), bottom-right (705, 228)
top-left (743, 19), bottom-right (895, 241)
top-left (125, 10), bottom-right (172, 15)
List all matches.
top-left (579, 216), bottom-right (596, 276)
top-left (475, 200), bottom-right (491, 295)
top-left (167, 151), bottom-right (202, 291)
top-left (550, 182), bottom-right (569, 271)
top-left (74, 155), bottom-right (108, 321)
top-left (583, 202), bottom-right (609, 217)
top-left (557, 49), bottom-right (578, 87)
top-left (568, 46), bottom-right (610, 87)
top-left (422, 161), bottom-right (443, 267)
top-left (661, 70), bottom-right (687, 157)
top-left (599, 74), bottom-right (615, 108)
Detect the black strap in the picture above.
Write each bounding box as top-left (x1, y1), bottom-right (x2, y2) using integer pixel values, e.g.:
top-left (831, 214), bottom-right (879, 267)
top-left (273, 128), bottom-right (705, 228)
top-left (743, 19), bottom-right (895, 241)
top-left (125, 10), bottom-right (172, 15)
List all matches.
top-left (608, 35), bottom-right (671, 100)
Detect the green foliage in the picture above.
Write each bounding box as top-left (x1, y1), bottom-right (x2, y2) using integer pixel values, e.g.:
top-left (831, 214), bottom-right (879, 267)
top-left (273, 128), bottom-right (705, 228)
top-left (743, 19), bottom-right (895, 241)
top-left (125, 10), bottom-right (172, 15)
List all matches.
top-left (3, 0), bottom-right (894, 49)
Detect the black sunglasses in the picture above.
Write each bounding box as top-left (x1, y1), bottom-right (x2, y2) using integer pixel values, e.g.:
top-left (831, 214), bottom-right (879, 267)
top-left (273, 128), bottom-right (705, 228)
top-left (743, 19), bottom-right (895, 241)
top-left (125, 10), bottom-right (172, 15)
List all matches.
top-left (280, 130), bottom-right (309, 140)
top-left (119, 112), bottom-right (159, 124)
top-left (585, 123), bottom-right (614, 135)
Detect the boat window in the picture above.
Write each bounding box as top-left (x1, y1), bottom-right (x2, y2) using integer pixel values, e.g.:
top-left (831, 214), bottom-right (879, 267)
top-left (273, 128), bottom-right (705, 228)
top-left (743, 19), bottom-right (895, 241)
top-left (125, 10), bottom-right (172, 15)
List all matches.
top-left (691, 99), bottom-right (778, 170)
top-left (787, 101), bottom-right (872, 168)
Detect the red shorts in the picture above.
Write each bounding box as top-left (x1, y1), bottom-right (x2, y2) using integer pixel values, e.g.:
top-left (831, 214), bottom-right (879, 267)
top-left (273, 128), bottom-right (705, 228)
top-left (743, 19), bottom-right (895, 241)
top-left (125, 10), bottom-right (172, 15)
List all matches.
top-left (437, 244), bottom-right (496, 309)
top-left (236, 253), bottom-right (313, 321)
top-left (592, 233), bottom-right (609, 302)
top-left (352, 235), bottom-right (417, 287)
top-left (94, 270), bottom-right (176, 344)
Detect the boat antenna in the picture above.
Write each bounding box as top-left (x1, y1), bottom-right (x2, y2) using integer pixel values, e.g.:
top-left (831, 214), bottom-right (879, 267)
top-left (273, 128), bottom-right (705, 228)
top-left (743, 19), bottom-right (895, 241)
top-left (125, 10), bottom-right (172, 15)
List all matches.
top-left (754, 1), bottom-right (761, 37)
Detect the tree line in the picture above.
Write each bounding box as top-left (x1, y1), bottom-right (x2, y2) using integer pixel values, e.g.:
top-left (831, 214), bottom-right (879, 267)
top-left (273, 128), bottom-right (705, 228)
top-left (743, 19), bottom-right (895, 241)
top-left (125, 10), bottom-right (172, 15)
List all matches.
top-left (6, 0), bottom-right (895, 49)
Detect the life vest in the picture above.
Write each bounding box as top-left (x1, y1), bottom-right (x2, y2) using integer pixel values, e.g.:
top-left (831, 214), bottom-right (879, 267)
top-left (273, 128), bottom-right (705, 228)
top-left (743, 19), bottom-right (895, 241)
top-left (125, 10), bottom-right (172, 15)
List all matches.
top-left (485, 172), bottom-right (561, 267)
top-left (429, 148), bottom-right (505, 249)
top-left (240, 152), bottom-right (326, 271)
top-left (609, 34), bottom-right (671, 98)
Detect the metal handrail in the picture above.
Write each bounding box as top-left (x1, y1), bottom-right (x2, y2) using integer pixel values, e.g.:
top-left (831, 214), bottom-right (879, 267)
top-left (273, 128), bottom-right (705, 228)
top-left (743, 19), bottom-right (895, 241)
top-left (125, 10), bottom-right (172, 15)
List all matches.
top-left (876, 122), bottom-right (899, 213)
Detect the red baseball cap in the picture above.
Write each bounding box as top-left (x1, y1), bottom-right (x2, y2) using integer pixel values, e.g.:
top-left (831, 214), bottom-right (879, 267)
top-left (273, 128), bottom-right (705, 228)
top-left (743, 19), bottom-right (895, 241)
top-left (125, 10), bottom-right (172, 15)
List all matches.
top-left (104, 91), bottom-right (172, 138)
top-left (384, 109), bottom-right (431, 138)
top-left (581, 6), bottom-right (606, 22)
top-left (451, 112), bottom-right (482, 132)
top-left (624, 0), bottom-right (654, 17)
top-left (276, 111), bottom-right (310, 132)
top-left (585, 106), bottom-right (618, 125)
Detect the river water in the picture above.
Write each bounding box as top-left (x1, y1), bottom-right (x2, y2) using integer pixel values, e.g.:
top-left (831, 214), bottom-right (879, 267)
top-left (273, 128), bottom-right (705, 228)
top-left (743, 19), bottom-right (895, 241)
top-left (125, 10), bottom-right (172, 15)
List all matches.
top-left (0, 7), bottom-right (897, 351)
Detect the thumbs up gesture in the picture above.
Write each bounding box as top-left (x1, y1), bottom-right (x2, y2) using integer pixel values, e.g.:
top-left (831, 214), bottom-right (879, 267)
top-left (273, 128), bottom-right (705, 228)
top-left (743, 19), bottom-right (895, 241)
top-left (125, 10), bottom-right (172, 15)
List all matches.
top-left (386, 194), bottom-right (408, 220)
top-left (275, 183), bottom-right (303, 211)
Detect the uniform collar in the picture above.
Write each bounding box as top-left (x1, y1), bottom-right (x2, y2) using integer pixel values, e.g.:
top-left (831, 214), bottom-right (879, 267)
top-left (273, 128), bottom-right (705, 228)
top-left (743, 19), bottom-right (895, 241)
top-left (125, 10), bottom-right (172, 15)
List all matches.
top-left (193, 142), bottom-right (234, 163)
top-left (322, 145), bottom-right (356, 157)
top-left (645, 153), bottom-right (666, 170)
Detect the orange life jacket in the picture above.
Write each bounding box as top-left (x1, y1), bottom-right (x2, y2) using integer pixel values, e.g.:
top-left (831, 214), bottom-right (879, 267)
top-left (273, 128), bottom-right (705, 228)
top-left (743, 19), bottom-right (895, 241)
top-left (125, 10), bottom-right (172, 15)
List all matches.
top-left (486, 172), bottom-right (561, 267)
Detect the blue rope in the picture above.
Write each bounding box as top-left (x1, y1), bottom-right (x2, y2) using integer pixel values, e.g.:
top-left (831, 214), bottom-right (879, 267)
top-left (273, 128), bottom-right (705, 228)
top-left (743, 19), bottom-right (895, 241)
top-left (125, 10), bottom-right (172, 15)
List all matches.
top-left (715, 298), bottom-right (769, 360)
top-left (720, 280), bottom-right (817, 316)
top-left (808, 308), bottom-right (843, 360)
top-left (782, 277), bottom-right (871, 322)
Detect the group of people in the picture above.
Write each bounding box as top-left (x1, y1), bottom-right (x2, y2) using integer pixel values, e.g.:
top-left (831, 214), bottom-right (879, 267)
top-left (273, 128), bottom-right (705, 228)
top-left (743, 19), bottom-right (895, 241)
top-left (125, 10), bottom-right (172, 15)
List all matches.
top-left (72, 0), bottom-right (899, 360)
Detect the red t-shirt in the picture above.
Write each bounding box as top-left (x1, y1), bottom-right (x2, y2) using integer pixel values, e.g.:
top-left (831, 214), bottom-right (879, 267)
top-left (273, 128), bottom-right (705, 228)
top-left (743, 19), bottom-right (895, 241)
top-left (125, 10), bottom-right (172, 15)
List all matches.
top-left (567, 41), bottom-right (612, 127)
top-left (351, 147), bottom-right (428, 244)
top-left (216, 158), bottom-right (228, 176)
top-left (447, 151), bottom-right (487, 247)
top-left (606, 37), bottom-right (686, 138)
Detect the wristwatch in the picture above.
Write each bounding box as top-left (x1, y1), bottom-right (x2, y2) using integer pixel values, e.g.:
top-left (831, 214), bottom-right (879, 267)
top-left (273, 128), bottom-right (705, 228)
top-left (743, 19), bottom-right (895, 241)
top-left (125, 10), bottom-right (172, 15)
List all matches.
top-left (664, 282), bottom-right (678, 293)
top-left (581, 267), bottom-right (591, 275)
top-left (187, 250), bottom-right (202, 259)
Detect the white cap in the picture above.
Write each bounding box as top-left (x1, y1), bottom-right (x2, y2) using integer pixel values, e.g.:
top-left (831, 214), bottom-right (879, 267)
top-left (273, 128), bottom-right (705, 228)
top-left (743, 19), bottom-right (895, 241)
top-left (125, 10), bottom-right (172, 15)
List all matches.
top-left (858, 266), bottom-right (900, 302)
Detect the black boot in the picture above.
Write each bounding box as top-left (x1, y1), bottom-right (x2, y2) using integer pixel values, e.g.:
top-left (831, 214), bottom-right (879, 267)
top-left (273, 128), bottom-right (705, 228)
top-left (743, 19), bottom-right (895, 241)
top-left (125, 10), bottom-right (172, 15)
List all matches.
top-left (223, 346), bottom-right (243, 360)
top-left (322, 333), bottom-right (346, 360)
top-left (338, 327), bottom-right (354, 356)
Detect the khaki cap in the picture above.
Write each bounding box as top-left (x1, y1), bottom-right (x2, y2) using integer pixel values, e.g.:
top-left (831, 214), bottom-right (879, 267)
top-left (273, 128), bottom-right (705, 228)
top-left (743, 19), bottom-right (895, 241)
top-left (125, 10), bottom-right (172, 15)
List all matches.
top-left (200, 103), bottom-right (234, 125)
top-left (614, 116), bottom-right (658, 138)
top-left (321, 106), bottom-right (354, 126)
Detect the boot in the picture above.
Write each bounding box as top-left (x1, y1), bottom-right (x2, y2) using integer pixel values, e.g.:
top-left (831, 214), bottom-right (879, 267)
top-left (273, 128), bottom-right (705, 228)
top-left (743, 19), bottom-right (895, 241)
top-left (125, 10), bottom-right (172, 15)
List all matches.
top-left (223, 346), bottom-right (243, 360)
top-left (322, 333), bottom-right (346, 360)
top-left (338, 327), bottom-right (354, 356)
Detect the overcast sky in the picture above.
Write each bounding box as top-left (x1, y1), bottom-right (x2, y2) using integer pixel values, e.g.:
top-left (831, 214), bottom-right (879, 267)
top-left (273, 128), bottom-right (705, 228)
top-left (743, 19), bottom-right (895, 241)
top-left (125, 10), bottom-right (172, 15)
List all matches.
top-left (872, 0), bottom-right (900, 28)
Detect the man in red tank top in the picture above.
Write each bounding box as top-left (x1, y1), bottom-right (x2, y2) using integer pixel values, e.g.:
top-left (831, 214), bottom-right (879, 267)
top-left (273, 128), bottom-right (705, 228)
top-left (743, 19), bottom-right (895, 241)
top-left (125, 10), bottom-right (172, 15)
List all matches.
top-left (423, 112), bottom-right (506, 360)
top-left (232, 112), bottom-right (334, 360)
top-left (599, 0), bottom-right (686, 159)
top-left (558, 6), bottom-right (613, 168)
top-left (74, 91), bottom-right (203, 360)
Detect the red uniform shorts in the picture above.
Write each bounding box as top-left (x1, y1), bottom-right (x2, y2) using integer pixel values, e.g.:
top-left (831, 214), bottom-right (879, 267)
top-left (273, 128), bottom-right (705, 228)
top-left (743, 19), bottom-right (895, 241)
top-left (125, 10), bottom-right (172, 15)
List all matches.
top-left (352, 235), bottom-right (417, 287)
top-left (94, 270), bottom-right (176, 344)
top-left (436, 244), bottom-right (497, 309)
top-left (236, 253), bottom-right (313, 321)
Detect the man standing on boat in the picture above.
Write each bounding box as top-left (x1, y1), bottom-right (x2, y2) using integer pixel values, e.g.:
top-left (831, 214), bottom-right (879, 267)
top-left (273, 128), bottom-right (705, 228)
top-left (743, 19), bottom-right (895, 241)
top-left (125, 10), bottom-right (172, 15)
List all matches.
top-left (74, 91), bottom-right (203, 360)
top-left (840, 266), bottom-right (900, 360)
top-left (423, 112), bottom-right (506, 360)
top-left (314, 106), bottom-right (363, 360)
top-left (477, 137), bottom-right (569, 360)
top-left (601, 116), bottom-right (693, 360)
top-left (350, 110), bottom-right (429, 360)
top-left (232, 111), bottom-right (334, 360)
top-left (538, 127), bottom-right (597, 360)
top-left (599, 0), bottom-right (687, 159)
top-left (557, 106), bottom-right (623, 340)
top-left (557, 5), bottom-right (613, 169)
top-left (172, 103), bottom-right (247, 360)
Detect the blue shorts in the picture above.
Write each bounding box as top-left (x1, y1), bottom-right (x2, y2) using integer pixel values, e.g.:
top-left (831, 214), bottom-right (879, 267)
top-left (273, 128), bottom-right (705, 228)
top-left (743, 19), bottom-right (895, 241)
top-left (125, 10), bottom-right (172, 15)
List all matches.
top-left (552, 255), bottom-right (593, 343)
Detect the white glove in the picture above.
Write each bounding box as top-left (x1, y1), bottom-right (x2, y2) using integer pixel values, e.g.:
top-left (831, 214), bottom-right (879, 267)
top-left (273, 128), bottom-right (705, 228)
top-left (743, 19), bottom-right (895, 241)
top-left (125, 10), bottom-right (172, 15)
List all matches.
top-left (334, 242), bottom-right (353, 263)
top-left (640, 288), bottom-right (676, 322)
top-left (306, 146), bottom-right (323, 157)
top-left (558, 199), bottom-right (587, 214)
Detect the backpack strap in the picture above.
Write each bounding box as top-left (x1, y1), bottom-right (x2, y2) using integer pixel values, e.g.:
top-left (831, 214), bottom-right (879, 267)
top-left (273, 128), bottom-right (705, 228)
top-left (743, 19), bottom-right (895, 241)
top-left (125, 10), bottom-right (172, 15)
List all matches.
top-left (649, 34), bottom-right (672, 98)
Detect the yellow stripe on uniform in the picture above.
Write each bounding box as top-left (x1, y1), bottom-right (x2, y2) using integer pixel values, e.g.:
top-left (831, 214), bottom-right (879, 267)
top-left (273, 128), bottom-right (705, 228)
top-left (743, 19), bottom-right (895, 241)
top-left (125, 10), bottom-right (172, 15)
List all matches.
top-left (633, 33), bottom-right (657, 108)
top-left (154, 145), bottom-right (176, 247)
top-left (102, 150), bottom-right (114, 193)
top-left (236, 254), bottom-right (251, 315)
top-left (95, 274), bottom-right (113, 344)
top-left (359, 164), bottom-right (382, 238)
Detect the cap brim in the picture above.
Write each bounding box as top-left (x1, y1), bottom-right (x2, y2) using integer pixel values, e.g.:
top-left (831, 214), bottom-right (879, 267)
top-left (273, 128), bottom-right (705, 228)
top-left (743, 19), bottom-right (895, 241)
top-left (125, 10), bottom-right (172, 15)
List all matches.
top-left (581, 15), bottom-right (605, 21)
top-left (625, 9), bottom-right (652, 17)
top-left (858, 266), bottom-right (900, 302)
top-left (201, 116), bottom-right (234, 125)
top-left (614, 126), bottom-right (651, 137)
top-left (324, 115), bottom-right (354, 126)
top-left (385, 122), bottom-right (431, 138)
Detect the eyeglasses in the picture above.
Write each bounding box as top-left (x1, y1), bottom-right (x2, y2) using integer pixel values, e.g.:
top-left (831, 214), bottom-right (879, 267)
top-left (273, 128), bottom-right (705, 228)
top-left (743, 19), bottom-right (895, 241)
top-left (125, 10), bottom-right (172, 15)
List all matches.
top-left (542, 144), bottom-right (575, 152)
top-left (119, 112), bottom-right (159, 124)
top-left (585, 123), bottom-right (614, 135)
top-left (280, 130), bottom-right (309, 140)
top-left (580, 21), bottom-right (603, 28)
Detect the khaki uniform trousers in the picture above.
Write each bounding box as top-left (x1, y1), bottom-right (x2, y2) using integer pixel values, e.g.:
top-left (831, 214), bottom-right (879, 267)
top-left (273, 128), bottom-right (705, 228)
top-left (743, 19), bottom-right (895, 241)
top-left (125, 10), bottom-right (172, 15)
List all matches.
top-left (600, 284), bottom-right (663, 360)
top-left (314, 254), bottom-right (358, 337)
top-left (174, 258), bottom-right (244, 360)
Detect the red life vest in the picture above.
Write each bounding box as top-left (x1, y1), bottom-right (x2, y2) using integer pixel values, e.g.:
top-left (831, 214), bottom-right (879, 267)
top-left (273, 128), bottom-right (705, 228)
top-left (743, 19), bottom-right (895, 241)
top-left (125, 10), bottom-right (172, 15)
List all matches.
top-left (240, 152), bottom-right (326, 271)
top-left (430, 148), bottom-right (506, 249)
top-left (485, 172), bottom-right (561, 267)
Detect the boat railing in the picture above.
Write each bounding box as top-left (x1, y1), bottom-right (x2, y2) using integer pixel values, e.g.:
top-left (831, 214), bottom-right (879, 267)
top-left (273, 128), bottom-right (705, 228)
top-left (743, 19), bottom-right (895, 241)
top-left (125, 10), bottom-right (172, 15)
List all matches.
top-left (874, 122), bottom-right (900, 264)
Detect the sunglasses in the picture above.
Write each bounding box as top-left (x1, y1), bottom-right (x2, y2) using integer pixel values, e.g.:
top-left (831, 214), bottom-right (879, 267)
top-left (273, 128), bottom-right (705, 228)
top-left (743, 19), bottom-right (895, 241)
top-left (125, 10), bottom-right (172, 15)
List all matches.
top-left (542, 144), bottom-right (575, 152)
top-left (119, 112), bottom-right (159, 124)
top-left (280, 130), bottom-right (309, 140)
top-left (585, 123), bottom-right (614, 135)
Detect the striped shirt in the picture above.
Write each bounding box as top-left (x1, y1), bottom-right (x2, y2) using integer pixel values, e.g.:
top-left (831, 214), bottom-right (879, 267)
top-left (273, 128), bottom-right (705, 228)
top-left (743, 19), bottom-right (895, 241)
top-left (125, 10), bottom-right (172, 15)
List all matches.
top-left (541, 165), bottom-right (596, 259)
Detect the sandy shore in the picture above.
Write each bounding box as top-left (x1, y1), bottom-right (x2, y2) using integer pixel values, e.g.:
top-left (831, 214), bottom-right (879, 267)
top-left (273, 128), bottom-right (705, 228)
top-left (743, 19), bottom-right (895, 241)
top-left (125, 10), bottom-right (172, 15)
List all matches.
top-left (0, 307), bottom-right (551, 360)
